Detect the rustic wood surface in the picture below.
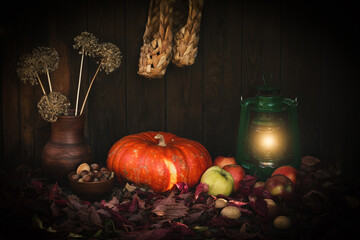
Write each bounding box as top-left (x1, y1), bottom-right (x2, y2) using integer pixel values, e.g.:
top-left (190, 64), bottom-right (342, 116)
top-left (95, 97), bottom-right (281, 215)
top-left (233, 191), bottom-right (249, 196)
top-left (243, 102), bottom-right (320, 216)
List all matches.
top-left (0, 0), bottom-right (359, 176)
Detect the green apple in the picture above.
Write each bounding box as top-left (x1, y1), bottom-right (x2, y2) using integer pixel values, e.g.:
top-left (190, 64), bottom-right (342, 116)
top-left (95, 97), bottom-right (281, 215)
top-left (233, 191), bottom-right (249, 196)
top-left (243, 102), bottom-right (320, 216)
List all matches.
top-left (200, 166), bottom-right (234, 196)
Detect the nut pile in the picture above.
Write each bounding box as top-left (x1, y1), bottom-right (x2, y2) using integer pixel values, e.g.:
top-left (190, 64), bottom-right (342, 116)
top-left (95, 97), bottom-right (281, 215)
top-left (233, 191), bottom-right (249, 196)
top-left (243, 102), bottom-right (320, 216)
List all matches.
top-left (70, 163), bottom-right (113, 183)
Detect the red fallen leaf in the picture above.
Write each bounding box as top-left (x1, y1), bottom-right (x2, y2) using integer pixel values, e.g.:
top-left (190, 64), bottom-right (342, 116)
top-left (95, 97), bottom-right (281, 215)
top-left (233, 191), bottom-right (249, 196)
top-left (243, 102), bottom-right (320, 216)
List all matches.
top-left (89, 206), bottom-right (103, 228)
top-left (228, 200), bottom-right (248, 208)
top-left (97, 208), bottom-right (112, 218)
top-left (134, 228), bottom-right (170, 240)
top-left (67, 195), bottom-right (89, 211)
top-left (53, 198), bottom-right (68, 207)
top-left (177, 192), bottom-right (194, 207)
top-left (152, 192), bottom-right (189, 220)
top-left (169, 222), bottom-right (197, 237)
top-left (118, 201), bottom-right (132, 212)
top-left (195, 183), bottom-right (209, 200)
top-left (227, 200), bottom-right (252, 215)
top-left (176, 182), bottom-right (189, 194)
top-left (237, 175), bottom-right (259, 198)
top-left (248, 198), bottom-right (268, 217)
top-left (134, 193), bottom-right (147, 210)
top-left (31, 179), bottom-right (43, 195)
top-left (50, 201), bottom-right (59, 217)
top-left (106, 207), bottom-right (135, 230)
top-left (128, 214), bottom-right (145, 224)
top-left (129, 194), bottom-right (139, 213)
top-left (49, 182), bottom-right (61, 201)
top-left (78, 209), bottom-right (101, 231)
top-left (242, 175), bottom-right (258, 188)
top-left (62, 206), bottom-right (77, 219)
top-left (207, 216), bottom-right (242, 228)
top-left (100, 196), bottom-right (119, 212)
top-left (183, 209), bottom-right (204, 224)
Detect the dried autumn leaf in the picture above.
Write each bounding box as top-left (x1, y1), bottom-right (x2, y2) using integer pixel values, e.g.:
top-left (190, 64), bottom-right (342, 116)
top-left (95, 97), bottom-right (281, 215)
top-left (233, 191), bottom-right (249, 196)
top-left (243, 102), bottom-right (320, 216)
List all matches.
top-left (152, 192), bottom-right (189, 220)
top-left (89, 206), bottom-right (103, 228)
top-left (100, 196), bottom-right (119, 212)
top-left (49, 182), bottom-right (61, 201)
top-left (176, 182), bottom-right (189, 194)
top-left (31, 179), bottom-right (43, 195)
top-left (195, 182), bottom-right (209, 200)
top-left (66, 195), bottom-right (88, 211)
top-left (125, 182), bottom-right (138, 192)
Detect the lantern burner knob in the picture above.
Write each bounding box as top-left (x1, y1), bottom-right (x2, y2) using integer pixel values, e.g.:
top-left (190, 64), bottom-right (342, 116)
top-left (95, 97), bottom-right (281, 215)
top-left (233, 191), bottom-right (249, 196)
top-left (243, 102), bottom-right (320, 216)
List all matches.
top-left (257, 85), bottom-right (281, 97)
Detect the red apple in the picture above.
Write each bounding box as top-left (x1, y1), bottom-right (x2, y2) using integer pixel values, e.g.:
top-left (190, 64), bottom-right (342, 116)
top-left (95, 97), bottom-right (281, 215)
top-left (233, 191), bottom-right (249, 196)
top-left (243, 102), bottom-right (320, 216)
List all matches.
top-left (264, 174), bottom-right (294, 200)
top-left (223, 164), bottom-right (245, 192)
top-left (271, 166), bottom-right (298, 185)
top-left (213, 156), bottom-right (236, 168)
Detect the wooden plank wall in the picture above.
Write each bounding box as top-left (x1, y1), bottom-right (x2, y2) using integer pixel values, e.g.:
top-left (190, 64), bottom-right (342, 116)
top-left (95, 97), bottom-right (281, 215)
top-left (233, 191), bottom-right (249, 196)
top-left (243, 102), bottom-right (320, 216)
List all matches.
top-left (1, 0), bottom-right (359, 175)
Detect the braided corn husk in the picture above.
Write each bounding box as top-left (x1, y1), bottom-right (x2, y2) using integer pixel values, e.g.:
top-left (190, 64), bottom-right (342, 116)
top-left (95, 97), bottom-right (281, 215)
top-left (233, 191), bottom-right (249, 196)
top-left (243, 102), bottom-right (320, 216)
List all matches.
top-left (138, 0), bottom-right (176, 79)
top-left (172, 0), bottom-right (204, 67)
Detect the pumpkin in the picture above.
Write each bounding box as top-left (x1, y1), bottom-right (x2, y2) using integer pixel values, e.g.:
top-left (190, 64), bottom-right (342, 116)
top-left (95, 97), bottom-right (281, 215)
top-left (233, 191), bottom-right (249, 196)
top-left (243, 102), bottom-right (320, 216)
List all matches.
top-left (106, 131), bottom-right (212, 193)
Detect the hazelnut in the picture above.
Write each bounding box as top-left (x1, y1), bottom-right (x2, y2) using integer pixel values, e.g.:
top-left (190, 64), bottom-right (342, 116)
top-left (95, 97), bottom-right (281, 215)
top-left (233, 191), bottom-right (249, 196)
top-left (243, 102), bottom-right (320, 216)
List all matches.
top-left (70, 173), bottom-right (80, 181)
top-left (99, 176), bottom-right (107, 182)
top-left (273, 216), bottom-right (292, 230)
top-left (264, 198), bottom-right (280, 219)
top-left (82, 174), bottom-right (93, 182)
top-left (90, 163), bottom-right (100, 171)
top-left (78, 178), bottom-right (84, 182)
top-left (220, 206), bottom-right (241, 220)
top-left (214, 198), bottom-right (228, 209)
top-left (93, 178), bottom-right (100, 182)
top-left (100, 167), bottom-right (107, 172)
top-left (80, 170), bottom-right (89, 177)
top-left (103, 173), bottom-right (110, 180)
top-left (94, 171), bottom-right (103, 178)
top-left (76, 163), bottom-right (90, 175)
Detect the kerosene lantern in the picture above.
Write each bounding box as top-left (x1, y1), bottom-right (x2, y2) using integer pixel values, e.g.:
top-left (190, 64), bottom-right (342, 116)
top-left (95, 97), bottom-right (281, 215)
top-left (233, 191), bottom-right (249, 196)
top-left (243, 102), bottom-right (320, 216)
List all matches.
top-left (236, 84), bottom-right (300, 180)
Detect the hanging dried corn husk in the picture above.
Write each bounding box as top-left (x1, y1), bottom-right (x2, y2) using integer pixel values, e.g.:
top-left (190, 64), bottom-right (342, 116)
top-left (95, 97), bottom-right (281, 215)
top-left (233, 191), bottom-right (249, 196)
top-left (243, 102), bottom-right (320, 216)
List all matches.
top-left (172, 0), bottom-right (204, 67)
top-left (138, 0), bottom-right (176, 79)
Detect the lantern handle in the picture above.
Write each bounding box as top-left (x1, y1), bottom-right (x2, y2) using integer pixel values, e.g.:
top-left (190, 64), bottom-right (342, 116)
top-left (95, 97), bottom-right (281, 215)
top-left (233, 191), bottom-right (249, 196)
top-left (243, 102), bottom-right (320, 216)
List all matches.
top-left (282, 98), bottom-right (301, 168)
top-left (262, 72), bottom-right (273, 85)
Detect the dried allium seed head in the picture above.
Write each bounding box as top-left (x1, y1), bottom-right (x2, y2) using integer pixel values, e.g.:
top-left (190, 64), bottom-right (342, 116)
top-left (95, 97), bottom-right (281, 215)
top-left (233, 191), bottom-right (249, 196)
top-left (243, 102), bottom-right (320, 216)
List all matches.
top-left (37, 92), bottom-right (70, 122)
top-left (32, 46), bottom-right (59, 73)
top-left (96, 42), bottom-right (122, 74)
top-left (17, 53), bottom-right (39, 85)
top-left (73, 31), bottom-right (99, 57)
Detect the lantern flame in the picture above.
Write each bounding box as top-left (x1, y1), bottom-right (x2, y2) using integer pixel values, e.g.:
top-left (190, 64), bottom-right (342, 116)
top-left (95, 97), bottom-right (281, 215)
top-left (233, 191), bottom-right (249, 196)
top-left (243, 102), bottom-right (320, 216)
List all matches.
top-left (261, 134), bottom-right (276, 149)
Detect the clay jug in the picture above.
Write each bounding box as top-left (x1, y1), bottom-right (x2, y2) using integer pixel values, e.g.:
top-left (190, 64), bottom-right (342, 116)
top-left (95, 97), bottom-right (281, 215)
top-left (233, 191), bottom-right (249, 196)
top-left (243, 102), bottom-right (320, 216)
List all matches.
top-left (41, 111), bottom-right (92, 186)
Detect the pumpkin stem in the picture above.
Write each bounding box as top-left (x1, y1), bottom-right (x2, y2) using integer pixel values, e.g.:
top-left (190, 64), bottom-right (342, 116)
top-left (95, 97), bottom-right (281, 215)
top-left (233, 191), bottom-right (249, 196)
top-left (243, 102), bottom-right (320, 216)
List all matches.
top-left (154, 134), bottom-right (167, 147)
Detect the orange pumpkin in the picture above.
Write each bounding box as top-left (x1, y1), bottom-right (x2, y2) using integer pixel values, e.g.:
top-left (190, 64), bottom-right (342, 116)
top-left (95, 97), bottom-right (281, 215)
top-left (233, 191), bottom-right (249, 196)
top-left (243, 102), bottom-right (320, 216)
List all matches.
top-left (107, 131), bottom-right (212, 193)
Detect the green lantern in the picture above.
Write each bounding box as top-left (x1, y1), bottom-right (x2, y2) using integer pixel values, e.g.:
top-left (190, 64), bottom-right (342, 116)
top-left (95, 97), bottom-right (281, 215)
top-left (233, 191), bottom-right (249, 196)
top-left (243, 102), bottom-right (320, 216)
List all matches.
top-left (236, 85), bottom-right (300, 180)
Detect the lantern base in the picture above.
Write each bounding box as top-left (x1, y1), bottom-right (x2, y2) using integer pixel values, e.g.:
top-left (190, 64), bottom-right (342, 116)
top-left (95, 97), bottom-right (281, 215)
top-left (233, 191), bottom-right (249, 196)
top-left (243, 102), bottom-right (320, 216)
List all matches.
top-left (240, 160), bottom-right (299, 181)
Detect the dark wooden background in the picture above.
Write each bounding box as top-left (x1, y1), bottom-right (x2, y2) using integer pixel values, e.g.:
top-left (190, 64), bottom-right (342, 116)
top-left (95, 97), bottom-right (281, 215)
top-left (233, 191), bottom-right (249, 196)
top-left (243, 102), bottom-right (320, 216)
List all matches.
top-left (1, 0), bottom-right (359, 176)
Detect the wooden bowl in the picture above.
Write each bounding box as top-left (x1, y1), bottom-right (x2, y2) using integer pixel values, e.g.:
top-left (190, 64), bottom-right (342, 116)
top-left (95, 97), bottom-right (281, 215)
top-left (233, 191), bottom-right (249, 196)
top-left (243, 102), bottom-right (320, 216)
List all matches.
top-left (68, 171), bottom-right (114, 201)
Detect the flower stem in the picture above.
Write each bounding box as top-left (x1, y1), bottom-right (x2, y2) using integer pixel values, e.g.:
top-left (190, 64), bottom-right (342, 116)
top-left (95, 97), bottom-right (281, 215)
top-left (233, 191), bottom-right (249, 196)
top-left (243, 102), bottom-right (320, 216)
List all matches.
top-left (75, 53), bottom-right (85, 116)
top-left (36, 73), bottom-right (52, 109)
top-left (36, 73), bottom-right (47, 96)
top-left (79, 61), bottom-right (102, 115)
top-left (46, 69), bottom-right (53, 93)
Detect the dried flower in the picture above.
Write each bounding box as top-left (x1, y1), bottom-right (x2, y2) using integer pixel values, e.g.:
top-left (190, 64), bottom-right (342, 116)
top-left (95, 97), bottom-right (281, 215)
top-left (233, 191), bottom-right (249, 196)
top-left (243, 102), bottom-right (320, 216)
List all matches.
top-left (37, 92), bottom-right (70, 122)
top-left (32, 46), bottom-right (59, 73)
top-left (17, 53), bottom-right (39, 85)
top-left (73, 31), bottom-right (99, 57)
top-left (96, 42), bottom-right (122, 74)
